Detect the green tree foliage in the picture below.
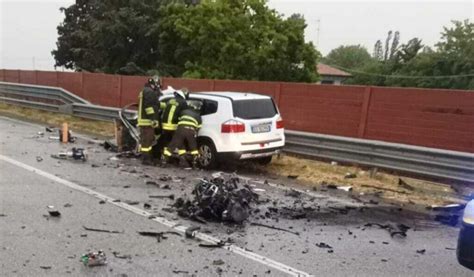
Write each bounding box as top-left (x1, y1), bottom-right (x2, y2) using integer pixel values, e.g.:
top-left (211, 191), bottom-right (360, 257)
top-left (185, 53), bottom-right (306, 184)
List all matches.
top-left (339, 20), bottom-right (473, 89)
top-left (52, 0), bottom-right (319, 82)
top-left (158, 0), bottom-right (319, 82)
top-left (323, 45), bottom-right (372, 70)
top-left (52, 0), bottom-right (163, 74)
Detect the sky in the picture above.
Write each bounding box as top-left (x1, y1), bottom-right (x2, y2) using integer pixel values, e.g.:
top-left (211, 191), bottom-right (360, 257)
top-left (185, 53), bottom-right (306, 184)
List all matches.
top-left (0, 0), bottom-right (472, 70)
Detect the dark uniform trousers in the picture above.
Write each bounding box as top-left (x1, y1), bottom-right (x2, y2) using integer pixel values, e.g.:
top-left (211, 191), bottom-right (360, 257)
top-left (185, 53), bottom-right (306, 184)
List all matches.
top-left (166, 126), bottom-right (199, 156)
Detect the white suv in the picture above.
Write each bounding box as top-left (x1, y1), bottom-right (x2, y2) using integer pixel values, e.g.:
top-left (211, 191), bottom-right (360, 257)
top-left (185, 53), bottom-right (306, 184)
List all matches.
top-left (161, 91), bottom-right (285, 169)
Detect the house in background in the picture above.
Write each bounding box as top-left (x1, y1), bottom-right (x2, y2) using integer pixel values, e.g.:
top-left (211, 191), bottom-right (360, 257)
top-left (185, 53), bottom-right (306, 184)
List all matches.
top-left (316, 63), bottom-right (352, 85)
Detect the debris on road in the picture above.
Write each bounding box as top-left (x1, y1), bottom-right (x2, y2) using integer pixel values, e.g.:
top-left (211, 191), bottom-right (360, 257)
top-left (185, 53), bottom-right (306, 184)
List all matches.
top-left (199, 241), bottom-right (226, 248)
top-left (81, 250), bottom-right (107, 267)
top-left (83, 226), bottom-right (123, 234)
top-left (102, 140), bottom-right (118, 152)
top-left (250, 222), bottom-right (300, 236)
top-left (138, 231), bottom-right (182, 242)
top-left (416, 249), bottom-right (426, 254)
top-left (287, 175), bottom-right (299, 179)
top-left (344, 172), bottom-right (357, 179)
top-left (112, 251), bottom-right (131, 259)
top-left (143, 203), bottom-right (151, 209)
top-left (315, 242), bottom-right (333, 249)
top-left (285, 189), bottom-right (301, 198)
top-left (39, 266), bottom-right (52, 270)
top-left (364, 222), bottom-right (410, 238)
top-left (47, 206), bottom-right (61, 217)
top-left (174, 176), bottom-right (258, 224)
top-left (36, 156), bottom-right (43, 162)
top-left (398, 178), bottom-right (415, 191)
top-left (149, 194), bottom-right (175, 200)
top-left (213, 259), bottom-right (225, 266)
top-left (51, 147), bottom-right (87, 161)
top-left (185, 226), bottom-right (201, 238)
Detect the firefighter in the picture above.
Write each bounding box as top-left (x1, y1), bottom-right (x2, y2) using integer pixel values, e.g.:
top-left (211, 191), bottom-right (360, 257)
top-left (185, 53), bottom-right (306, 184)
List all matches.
top-left (137, 76), bottom-right (162, 165)
top-left (160, 89), bottom-right (189, 158)
top-left (164, 101), bottom-right (202, 167)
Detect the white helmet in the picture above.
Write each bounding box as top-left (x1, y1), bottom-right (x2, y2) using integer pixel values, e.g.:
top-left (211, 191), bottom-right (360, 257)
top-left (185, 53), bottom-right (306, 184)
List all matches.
top-left (174, 89), bottom-right (189, 100)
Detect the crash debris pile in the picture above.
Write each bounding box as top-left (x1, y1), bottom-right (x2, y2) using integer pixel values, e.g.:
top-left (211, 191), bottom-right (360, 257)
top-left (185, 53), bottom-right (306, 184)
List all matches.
top-left (174, 176), bottom-right (259, 223)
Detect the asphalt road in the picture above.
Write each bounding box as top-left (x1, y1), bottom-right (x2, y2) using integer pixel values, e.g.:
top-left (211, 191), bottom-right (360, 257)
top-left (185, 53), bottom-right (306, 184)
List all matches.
top-left (0, 116), bottom-right (472, 277)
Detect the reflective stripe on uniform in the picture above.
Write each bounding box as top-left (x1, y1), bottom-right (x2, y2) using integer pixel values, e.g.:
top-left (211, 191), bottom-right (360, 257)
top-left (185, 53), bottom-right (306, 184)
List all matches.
top-left (189, 150), bottom-right (199, 155)
top-left (145, 107), bottom-right (155, 115)
top-left (138, 119), bottom-right (152, 126)
top-left (178, 149), bottom-right (187, 155)
top-left (140, 146), bottom-right (152, 152)
top-left (177, 122), bottom-right (198, 128)
top-left (167, 105), bottom-right (177, 125)
top-left (163, 148), bottom-right (172, 157)
top-left (179, 115), bottom-right (198, 125)
top-left (160, 102), bottom-right (167, 109)
top-left (162, 123), bottom-right (177, 131)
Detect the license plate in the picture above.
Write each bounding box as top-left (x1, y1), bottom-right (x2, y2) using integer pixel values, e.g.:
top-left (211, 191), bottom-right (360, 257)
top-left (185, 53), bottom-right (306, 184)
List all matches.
top-left (251, 124), bottom-right (271, 133)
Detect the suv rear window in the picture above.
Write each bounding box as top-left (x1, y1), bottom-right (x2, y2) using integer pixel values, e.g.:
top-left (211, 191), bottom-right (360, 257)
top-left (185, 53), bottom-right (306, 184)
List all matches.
top-left (232, 99), bottom-right (277, 119)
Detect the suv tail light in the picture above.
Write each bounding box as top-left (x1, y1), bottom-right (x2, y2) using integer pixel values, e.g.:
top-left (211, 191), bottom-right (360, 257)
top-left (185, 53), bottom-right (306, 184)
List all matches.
top-left (221, 120), bottom-right (245, 133)
top-left (276, 117), bottom-right (284, 129)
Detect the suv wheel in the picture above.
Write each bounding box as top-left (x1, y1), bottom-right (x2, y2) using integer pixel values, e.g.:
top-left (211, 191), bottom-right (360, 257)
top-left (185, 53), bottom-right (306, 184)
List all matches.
top-left (198, 140), bottom-right (218, 169)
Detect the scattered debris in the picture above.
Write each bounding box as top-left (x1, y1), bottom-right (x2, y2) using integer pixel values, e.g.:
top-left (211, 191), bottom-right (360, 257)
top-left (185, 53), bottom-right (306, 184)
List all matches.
top-left (99, 200), bottom-right (106, 204)
top-left (149, 194), bottom-right (175, 200)
top-left (174, 176), bottom-right (258, 224)
top-left (344, 173), bottom-right (357, 179)
top-left (416, 249), bottom-right (426, 254)
top-left (39, 266), bottom-right (52, 270)
top-left (102, 140), bottom-right (118, 152)
top-left (398, 178), bottom-right (415, 191)
top-left (330, 161), bottom-right (338, 166)
top-left (146, 181), bottom-right (159, 186)
top-left (213, 259), bottom-right (225, 266)
top-left (337, 186), bottom-right (353, 192)
top-left (429, 204), bottom-right (465, 212)
top-left (83, 226), bottom-right (123, 234)
top-left (138, 231), bottom-right (181, 242)
top-left (364, 223), bottom-right (410, 238)
top-left (112, 251), bottom-right (131, 259)
top-left (315, 242), bottom-right (333, 249)
top-left (143, 203), bottom-right (151, 209)
top-left (381, 259), bottom-right (388, 262)
top-left (250, 222), bottom-right (300, 236)
top-left (47, 206), bottom-right (61, 217)
top-left (45, 126), bottom-right (55, 132)
top-left (63, 203), bottom-right (73, 208)
top-left (124, 200), bottom-right (139, 205)
top-left (285, 189), bottom-right (301, 198)
top-left (51, 148), bottom-right (87, 161)
top-left (173, 270), bottom-right (189, 274)
top-left (185, 226), bottom-right (201, 238)
top-left (36, 156), bottom-right (43, 162)
top-left (252, 188), bottom-right (266, 192)
top-left (81, 250), bottom-right (107, 267)
top-left (198, 241), bottom-right (226, 248)
top-left (287, 175), bottom-right (298, 179)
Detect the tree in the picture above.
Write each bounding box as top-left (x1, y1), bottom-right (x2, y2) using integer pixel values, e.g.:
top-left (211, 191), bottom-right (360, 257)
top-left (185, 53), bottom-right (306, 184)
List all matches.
top-left (323, 45), bottom-right (372, 70)
top-left (389, 31), bottom-right (400, 60)
top-left (53, 0), bottom-right (164, 74)
top-left (384, 30), bottom-right (393, 61)
top-left (52, 0), bottom-right (319, 82)
top-left (158, 0), bottom-right (320, 82)
top-left (373, 40), bottom-right (383, 60)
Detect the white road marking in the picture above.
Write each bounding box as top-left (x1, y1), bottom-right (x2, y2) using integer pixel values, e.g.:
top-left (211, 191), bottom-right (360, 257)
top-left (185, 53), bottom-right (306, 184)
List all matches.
top-left (0, 154), bottom-right (312, 277)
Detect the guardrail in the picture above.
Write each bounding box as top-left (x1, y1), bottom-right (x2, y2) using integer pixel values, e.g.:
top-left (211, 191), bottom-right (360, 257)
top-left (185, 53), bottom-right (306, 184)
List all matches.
top-left (1, 81), bottom-right (473, 183)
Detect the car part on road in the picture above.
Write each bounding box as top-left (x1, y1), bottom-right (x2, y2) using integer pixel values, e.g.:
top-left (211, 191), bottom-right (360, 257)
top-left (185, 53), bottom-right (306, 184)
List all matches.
top-left (185, 226), bottom-right (201, 238)
top-left (249, 222), bottom-right (300, 236)
top-left (46, 205), bottom-right (61, 217)
top-left (82, 226), bottom-right (123, 234)
top-left (364, 222), bottom-right (411, 238)
top-left (149, 194), bottom-right (175, 200)
top-left (174, 176), bottom-right (258, 224)
top-left (81, 250), bottom-right (107, 267)
top-left (51, 147), bottom-right (87, 161)
top-left (138, 231), bottom-right (182, 242)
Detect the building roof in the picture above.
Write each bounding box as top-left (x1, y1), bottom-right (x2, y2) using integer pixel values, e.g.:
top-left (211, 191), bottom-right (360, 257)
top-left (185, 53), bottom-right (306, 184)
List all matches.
top-left (317, 63), bottom-right (352, 77)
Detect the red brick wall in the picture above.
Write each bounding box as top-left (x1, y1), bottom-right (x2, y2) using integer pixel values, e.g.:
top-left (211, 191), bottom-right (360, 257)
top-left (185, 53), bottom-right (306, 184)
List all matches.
top-left (1, 69), bottom-right (473, 153)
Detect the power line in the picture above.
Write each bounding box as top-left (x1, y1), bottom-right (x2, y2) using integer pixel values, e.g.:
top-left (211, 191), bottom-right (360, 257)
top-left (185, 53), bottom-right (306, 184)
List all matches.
top-left (329, 64), bottom-right (474, 79)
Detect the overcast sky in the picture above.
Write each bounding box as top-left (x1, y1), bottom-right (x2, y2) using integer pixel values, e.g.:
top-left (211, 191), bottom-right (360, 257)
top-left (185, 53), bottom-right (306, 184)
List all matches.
top-left (0, 0), bottom-right (472, 70)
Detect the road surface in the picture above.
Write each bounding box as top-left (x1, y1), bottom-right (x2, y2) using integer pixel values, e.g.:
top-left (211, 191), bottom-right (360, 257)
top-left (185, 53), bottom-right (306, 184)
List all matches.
top-left (0, 116), bottom-right (471, 276)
